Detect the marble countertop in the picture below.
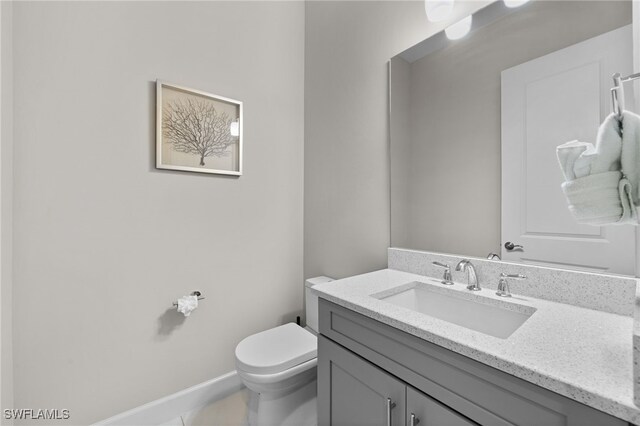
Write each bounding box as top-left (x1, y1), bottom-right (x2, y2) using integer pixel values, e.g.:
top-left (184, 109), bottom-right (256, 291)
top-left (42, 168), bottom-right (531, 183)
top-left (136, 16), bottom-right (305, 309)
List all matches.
top-left (312, 268), bottom-right (638, 424)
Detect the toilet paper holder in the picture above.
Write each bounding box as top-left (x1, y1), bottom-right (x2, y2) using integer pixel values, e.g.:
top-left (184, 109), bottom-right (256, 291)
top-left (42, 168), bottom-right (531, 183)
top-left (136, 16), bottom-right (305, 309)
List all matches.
top-left (172, 291), bottom-right (205, 307)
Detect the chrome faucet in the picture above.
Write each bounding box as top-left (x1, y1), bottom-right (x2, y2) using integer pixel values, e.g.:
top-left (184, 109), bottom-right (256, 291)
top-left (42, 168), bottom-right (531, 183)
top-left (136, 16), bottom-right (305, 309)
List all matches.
top-left (455, 259), bottom-right (481, 291)
top-left (486, 252), bottom-right (501, 261)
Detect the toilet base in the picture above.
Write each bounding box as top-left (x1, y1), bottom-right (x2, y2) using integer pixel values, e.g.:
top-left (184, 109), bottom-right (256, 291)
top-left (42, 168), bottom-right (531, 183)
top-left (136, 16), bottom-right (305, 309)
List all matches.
top-left (247, 379), bottom-right (317, 426)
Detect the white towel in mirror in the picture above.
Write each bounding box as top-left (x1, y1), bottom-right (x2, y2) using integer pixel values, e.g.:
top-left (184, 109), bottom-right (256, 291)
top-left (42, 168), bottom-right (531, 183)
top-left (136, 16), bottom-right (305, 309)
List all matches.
top-left (556, 111), bottom-right (640, 225)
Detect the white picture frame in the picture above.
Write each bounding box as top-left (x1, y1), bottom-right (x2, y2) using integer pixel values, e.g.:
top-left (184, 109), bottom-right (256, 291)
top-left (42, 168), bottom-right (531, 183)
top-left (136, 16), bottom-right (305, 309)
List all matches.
top-left (156, 80), bottom-right (243, 176)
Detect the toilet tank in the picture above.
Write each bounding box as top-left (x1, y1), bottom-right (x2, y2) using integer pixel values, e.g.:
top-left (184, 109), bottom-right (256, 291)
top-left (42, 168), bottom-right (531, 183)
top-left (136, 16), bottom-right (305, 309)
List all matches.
top-left (305, 276), bottom-right (334, 333)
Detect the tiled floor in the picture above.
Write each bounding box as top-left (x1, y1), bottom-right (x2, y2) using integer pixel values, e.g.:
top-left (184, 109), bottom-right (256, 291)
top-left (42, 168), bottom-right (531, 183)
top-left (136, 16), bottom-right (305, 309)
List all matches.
top-left (159, 389), bottom-right (250, 426)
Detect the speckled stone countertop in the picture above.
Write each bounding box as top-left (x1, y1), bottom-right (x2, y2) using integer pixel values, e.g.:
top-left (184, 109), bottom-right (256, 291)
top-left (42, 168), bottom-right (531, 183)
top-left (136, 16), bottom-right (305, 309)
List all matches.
top-left (312, 269), bottom-right (639, 424)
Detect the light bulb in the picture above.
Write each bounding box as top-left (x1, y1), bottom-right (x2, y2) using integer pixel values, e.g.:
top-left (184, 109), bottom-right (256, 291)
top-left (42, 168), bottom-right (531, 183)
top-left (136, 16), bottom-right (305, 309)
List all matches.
top-left (230, 119), bottom-right (240, 137)
top-left (503, 0), bottom-right (530, 8)
top-left (425, 0), bottom-right (454, 22)
top-left (445, 15), bottom-right (472, 40)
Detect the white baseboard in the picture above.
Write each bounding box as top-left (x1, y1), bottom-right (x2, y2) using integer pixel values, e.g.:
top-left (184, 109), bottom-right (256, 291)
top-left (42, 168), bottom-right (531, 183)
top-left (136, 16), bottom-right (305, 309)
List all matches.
top-left (94, 371), bottom-right (244, 426)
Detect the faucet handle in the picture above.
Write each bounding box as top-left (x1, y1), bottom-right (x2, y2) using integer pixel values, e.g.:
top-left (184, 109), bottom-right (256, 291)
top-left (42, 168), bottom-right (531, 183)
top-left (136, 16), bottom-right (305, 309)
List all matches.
top-left (501, 273), bottom-right (526, 279)
top-left (496, 273), bottom-right (526, 297)
top-left (432, 262), bottom-right (454, 285)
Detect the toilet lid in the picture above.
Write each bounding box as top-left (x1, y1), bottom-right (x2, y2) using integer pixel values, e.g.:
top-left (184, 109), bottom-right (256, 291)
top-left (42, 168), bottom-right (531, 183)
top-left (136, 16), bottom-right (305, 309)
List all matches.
top-left (235, 323), bottom-right (317, 375)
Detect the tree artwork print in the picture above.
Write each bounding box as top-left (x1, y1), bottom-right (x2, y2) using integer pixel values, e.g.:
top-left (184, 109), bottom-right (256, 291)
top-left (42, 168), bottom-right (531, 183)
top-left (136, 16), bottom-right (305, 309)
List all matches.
top-left (162, 98), bottom-right (235, 167)
top-left (156, 81), bottom-right (242, 176)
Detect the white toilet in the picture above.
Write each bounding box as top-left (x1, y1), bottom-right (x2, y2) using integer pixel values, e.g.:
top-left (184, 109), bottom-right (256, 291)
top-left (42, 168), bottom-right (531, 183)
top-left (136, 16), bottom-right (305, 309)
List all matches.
top-left (235, 276), bottom-right (333, 426)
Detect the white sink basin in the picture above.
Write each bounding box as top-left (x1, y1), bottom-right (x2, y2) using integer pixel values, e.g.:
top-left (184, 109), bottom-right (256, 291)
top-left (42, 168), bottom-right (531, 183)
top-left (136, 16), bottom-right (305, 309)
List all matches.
top-left (373, 281), bottom-right (535, 339)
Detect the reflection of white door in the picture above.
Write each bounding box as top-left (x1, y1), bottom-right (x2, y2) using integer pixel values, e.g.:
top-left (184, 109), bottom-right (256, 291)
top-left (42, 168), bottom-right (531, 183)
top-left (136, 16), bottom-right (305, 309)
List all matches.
top-left (501, 25), bottom-right (635, 275)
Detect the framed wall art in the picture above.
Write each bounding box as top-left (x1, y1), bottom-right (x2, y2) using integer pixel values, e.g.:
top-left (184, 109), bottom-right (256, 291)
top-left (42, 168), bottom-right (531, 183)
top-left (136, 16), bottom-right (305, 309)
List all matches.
top-left (156, 80), bottom-right (243, 176)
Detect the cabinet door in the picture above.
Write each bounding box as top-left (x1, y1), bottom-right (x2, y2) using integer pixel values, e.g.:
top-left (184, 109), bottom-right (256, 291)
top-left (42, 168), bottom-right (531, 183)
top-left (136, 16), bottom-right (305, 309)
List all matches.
top-left (318, 335), bottom-right (406, 426)
top-left (406, 387), bottom-right (477, 426)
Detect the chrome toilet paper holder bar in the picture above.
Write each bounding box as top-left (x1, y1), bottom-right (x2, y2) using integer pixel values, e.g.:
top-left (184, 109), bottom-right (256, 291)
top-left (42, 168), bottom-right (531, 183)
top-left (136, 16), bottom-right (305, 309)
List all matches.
top-left (172, 291), bottom-right (205, 307)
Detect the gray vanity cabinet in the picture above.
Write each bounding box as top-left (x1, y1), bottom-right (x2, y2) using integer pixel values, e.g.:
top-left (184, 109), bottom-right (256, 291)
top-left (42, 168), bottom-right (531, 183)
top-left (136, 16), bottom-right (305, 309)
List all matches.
top-left (318, 335), bottom-right (476, 426)
top-left (317, 299), bottom-right (626, 426)
top-left (318, 335), bottom-right (406, 426)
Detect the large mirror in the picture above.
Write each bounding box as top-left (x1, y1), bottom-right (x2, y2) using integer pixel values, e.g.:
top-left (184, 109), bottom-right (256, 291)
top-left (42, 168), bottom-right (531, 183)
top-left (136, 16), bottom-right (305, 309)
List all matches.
top-left (390, 0), bottom-right (636, 275)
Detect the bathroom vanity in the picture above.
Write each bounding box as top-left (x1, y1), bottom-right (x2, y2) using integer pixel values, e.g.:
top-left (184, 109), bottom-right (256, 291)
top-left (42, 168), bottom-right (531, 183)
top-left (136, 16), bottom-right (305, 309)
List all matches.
top-left (317, 299), bottom-right (624, 426)
top-left (348, 0), bottom-right (640, 423)
top-left (313, 261), bottom-right (639, 426)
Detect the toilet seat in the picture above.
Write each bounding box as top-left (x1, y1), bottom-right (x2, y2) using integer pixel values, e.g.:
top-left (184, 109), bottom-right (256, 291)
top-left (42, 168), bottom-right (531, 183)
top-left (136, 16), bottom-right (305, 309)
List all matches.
top-left (235, 323), bottom-right (317, 375)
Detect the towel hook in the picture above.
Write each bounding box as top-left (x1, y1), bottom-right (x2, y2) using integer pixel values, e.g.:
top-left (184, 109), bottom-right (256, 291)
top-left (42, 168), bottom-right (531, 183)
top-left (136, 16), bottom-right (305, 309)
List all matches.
top-left (611, 73), bottom-right (624, 120)
top-left (611, 71), bottom-right (640, 120)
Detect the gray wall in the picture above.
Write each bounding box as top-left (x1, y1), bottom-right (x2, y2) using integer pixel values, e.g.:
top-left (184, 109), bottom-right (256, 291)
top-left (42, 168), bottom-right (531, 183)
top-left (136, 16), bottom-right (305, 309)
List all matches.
top-left (0, 1), bottom-right (14, 422)
top-left (390, 1), bottom-right (631, 258)
top-left (389, 57), bottom-right (411, 249)
top-left (9, 2), bottom-right (304, 424)
top-left (304, 1), bottom-right (489, 280)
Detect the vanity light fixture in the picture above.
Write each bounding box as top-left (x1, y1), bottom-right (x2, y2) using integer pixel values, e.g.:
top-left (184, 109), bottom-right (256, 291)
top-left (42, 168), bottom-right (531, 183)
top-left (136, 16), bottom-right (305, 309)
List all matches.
top-left (503, 0), bottom-right (530, 8)
top-left (230, 118), bottom-right (240, 137)
top-left (445, 15), bottom-right (472, 40)
top-left (424, 0), bottom-right (454, 22)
